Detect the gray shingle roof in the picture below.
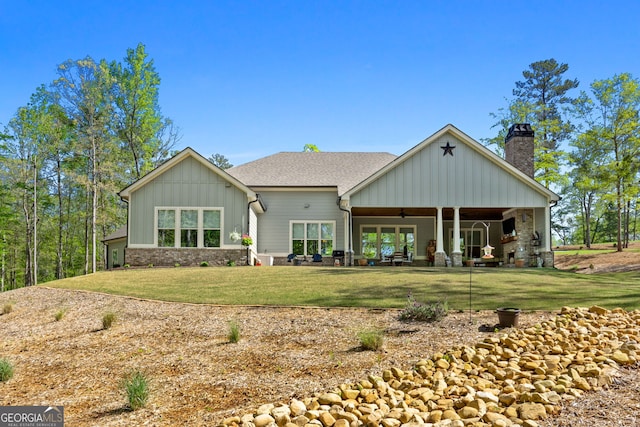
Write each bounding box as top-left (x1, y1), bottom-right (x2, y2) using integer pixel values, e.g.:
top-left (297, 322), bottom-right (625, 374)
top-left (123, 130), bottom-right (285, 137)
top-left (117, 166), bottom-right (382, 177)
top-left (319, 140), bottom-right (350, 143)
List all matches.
top-left (227, 152), bottom-right (397, 195)
top-left (102, 225), bottom-right (127, 242)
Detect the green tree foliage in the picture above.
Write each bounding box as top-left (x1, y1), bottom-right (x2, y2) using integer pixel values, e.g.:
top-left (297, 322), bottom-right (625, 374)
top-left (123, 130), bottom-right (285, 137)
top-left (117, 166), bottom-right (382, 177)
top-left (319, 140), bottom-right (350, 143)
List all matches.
top-left (485, 99), bottom-right (536, 156)
top-left (111, 43), bottom-right (163, 179)
top-left (571, 73), bottom-right (640, 250)
top-left (0, 44), bottom-right (178, 289)
top-left (488, 59), bottom-right (578, 189)
top-left (303, 143), bottom-right (320, 152)
top-left (208, 153), bottom-right (233, 170)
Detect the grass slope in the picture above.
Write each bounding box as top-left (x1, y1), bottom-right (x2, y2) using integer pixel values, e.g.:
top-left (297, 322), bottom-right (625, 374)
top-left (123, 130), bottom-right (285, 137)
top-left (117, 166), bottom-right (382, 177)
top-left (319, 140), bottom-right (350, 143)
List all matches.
top-left (45, 266), bottom-right (640, 311)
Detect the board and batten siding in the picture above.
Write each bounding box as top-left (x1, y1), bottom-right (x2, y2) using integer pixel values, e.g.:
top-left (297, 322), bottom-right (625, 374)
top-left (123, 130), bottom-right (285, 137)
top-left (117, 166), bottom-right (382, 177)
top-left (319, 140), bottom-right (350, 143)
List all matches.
top-left (128, 156), bottom-right (248, 246)
top-left (349, 134), bottom-right (548, 208)
top-left (256, 190), bottom-right (344, 256)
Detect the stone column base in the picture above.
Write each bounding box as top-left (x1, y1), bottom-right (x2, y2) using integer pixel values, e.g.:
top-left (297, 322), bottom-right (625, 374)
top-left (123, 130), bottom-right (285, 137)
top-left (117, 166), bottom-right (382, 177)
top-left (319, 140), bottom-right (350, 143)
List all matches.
top-left (434, 252), bottom-right (447, 267)
top-left (540, 251), bottom-right (554, 267)
top-left (451, 252), bottom-right (462, 267)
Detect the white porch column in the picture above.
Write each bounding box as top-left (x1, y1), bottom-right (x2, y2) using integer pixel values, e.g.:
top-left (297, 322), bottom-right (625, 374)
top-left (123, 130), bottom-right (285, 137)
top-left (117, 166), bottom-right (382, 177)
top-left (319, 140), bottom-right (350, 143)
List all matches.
top-left (451, 207), bottom-right (462, 267)
top-left (435, 207), bottom-right (446, 266)
top-left (544, 206), bottom-right (551, 252)
top-left (436, 207), bottom-right (444, 253)
top-left (452, 207), bottom-right (461, 253)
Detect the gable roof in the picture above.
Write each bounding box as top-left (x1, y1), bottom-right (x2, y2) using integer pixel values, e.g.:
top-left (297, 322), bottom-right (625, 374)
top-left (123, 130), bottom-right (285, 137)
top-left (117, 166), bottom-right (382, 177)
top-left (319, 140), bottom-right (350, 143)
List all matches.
top-left (227, 152), bottom-right (397, 195)
top-left (342, 124), bottom-right (560, 202)
top-left (119, 147), bottom-right (260, 205)
top-left (102, 225), bottom-right (127, 243)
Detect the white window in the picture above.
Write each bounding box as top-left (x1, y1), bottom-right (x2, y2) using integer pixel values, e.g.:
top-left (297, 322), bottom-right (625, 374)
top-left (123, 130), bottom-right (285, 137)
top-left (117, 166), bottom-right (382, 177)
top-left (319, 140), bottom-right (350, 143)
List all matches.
top-left (291, 221), bottom-right (335, 256)
top-left (203, 210), bottom-right (221, 247)
top-left (158, 209), bottom-right (176, 247)
top-left (180, 210), bottom-right (198, 247)
top-left (156, 208), bottom-right (223, 248)
top-left (360, 225), bottom-right (416, 258)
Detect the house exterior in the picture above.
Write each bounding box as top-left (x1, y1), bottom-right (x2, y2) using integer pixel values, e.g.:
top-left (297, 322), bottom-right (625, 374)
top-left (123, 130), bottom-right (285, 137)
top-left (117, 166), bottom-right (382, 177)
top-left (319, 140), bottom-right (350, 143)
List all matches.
top-left (108, 123), bottom-right (560, 269)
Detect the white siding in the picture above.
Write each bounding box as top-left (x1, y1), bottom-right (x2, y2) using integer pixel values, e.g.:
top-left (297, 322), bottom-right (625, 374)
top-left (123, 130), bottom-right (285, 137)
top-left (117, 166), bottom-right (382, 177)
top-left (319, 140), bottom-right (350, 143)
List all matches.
top-left (350, 134), bottom-right (548, 208)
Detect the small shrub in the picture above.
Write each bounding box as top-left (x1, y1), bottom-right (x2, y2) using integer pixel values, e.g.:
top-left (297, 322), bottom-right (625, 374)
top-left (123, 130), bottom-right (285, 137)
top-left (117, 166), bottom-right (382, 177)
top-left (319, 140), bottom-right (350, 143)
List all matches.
top-left (358, 328), bottom-right (384, 351)
top-left (200, 261), bottom-right (209, 267)
top-left (123, 370), bottom-right (149, 410)
top-left (227, 260), bottom-right (236, 267)
top-left (102, 311), bottom-right (117, 330)
top-left (2, 303), bottom-right (13, 315)
top-left (123, 264), bottom-right (130, 269)
top-left (147, 263), bottom-right (154, 268)
top-left (398, 293), bottom-right (448, 322)
top-left (0, 358), bottom-right (14, 382)
top-left (54, 308), bottom-right (67, 322)
top-left (174, 263), bottom-right (181, 268)
top-left (228, 320), bottom-right (241, 343)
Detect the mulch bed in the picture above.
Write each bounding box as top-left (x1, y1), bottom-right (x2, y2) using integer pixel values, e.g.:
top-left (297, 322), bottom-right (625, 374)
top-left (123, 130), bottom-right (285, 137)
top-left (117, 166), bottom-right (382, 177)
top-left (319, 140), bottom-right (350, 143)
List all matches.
top-left (0, 287), bottom-right (638, 426)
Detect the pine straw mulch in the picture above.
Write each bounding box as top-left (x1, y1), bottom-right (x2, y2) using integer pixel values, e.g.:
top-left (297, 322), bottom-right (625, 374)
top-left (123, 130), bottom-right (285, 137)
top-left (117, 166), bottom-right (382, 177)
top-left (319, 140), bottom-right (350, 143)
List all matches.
top-left (0, 286), bottom-right (638, 426)
top-left (554, 242), bottom-right (640, 274)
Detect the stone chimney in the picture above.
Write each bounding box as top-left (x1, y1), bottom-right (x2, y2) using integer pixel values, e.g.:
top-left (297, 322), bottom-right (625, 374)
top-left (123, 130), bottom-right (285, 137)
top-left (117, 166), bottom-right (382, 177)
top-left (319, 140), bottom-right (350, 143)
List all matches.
top-left (504, 123), bottom-right (534, 178)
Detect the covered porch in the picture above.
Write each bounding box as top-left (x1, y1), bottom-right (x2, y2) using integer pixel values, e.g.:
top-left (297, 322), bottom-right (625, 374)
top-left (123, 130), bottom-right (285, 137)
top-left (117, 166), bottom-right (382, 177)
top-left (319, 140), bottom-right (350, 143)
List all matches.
top-left (348, 206), bottom-right (553, 267)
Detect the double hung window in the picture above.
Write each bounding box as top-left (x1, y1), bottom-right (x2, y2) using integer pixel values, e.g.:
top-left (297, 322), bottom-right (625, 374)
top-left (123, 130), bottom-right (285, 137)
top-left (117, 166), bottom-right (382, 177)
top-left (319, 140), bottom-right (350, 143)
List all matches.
top-left (158, 209), bottom-right (176, 247)
top-left (156, 208), bottom-right (222, 248)
top-left (291, 221), bottom-right (334, 256)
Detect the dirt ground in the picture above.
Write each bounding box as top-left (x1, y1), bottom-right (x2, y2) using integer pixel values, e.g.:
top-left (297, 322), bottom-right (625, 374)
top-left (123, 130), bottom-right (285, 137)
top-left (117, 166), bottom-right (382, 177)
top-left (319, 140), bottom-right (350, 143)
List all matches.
top-left (553, 241), bottom-right (640, 273)
top-left (1, 248), bottom-right (639, 426)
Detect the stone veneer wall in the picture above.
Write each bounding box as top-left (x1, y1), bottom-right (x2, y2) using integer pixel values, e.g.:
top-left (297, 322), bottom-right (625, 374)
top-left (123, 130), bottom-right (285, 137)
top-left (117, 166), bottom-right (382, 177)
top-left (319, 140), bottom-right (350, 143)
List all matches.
top-left (502, 209), bottom-right (534, 266)
top-left (501, 209), bottom-right (554, 267)
top-left (125, 248), bottom-right (246, 267)
top-left (272, 256), bottom-right (339, 267)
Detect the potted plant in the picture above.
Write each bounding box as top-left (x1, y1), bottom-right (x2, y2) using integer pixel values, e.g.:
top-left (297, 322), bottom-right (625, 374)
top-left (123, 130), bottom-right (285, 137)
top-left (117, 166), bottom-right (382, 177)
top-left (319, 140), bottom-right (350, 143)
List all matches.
top-left (496, 307), bottom-right (521, 327)
top-left (241, 234), bottom-right (253, 246)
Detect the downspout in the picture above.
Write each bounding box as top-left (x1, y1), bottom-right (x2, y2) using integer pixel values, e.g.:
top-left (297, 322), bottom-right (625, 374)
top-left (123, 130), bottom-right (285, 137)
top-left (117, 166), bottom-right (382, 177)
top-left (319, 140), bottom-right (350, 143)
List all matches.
top-left (247, 194), bottom-right (262, 265)
top-left (338, 197), bottom-right (352, 266)
top-left (118, 192), bottom-right (129, 269)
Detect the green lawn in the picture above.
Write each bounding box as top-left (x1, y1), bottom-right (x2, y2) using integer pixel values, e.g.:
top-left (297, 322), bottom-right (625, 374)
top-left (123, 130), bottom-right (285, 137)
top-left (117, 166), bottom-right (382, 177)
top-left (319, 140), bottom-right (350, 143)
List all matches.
top-left (43, 266), bottom-right (640, 311)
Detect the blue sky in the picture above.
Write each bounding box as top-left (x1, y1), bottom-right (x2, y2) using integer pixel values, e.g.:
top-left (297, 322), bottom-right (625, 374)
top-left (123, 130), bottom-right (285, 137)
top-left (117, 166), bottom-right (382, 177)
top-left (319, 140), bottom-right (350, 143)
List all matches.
top-left (1, 1), bottom-right (639, 165)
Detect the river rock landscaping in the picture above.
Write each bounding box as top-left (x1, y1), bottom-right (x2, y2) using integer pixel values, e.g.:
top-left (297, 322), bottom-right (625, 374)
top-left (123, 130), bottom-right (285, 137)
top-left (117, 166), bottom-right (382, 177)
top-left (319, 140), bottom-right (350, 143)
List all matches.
top-left (223, 306), bottom-right (639, 427)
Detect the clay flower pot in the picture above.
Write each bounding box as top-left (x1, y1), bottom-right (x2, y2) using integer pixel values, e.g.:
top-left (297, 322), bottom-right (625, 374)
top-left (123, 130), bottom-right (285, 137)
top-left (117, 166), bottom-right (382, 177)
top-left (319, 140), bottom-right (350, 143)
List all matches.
top-left (496, 307), bottom-right (521, 327)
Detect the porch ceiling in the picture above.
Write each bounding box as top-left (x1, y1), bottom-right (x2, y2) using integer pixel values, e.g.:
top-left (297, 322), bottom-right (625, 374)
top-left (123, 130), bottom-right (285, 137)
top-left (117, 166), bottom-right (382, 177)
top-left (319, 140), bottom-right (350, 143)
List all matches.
top-left (350, 207), bottom-right (509, 221)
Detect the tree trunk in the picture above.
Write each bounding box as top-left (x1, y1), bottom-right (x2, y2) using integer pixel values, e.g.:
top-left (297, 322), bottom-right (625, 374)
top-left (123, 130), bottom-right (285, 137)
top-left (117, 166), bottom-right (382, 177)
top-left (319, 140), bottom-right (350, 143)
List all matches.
top-left (56, 156), bottom-right (64, 279)
top-left (33, 161), bottom-right (38, 286)
top-left (616, 179), bottom-right (623, 252)
top-left (91, 137), bottom-right (97, 274)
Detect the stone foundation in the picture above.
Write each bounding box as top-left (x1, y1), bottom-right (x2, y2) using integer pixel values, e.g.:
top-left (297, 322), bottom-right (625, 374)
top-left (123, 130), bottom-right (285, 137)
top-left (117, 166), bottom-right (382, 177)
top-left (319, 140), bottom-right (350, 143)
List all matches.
top-left (451, 252), bottom-right (462, 267)
top-left (272, 256), bottom-right (337, 267)
top-left (125, 248), bottom-right (246, 267)
top-left (434, 252), bottom-right (447, 267)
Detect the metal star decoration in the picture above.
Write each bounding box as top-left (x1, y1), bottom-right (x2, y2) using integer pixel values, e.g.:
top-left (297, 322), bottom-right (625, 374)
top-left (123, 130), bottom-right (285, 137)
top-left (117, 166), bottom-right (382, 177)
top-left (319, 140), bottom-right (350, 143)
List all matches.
top-left (441, 141), bottom-right (455, 156)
